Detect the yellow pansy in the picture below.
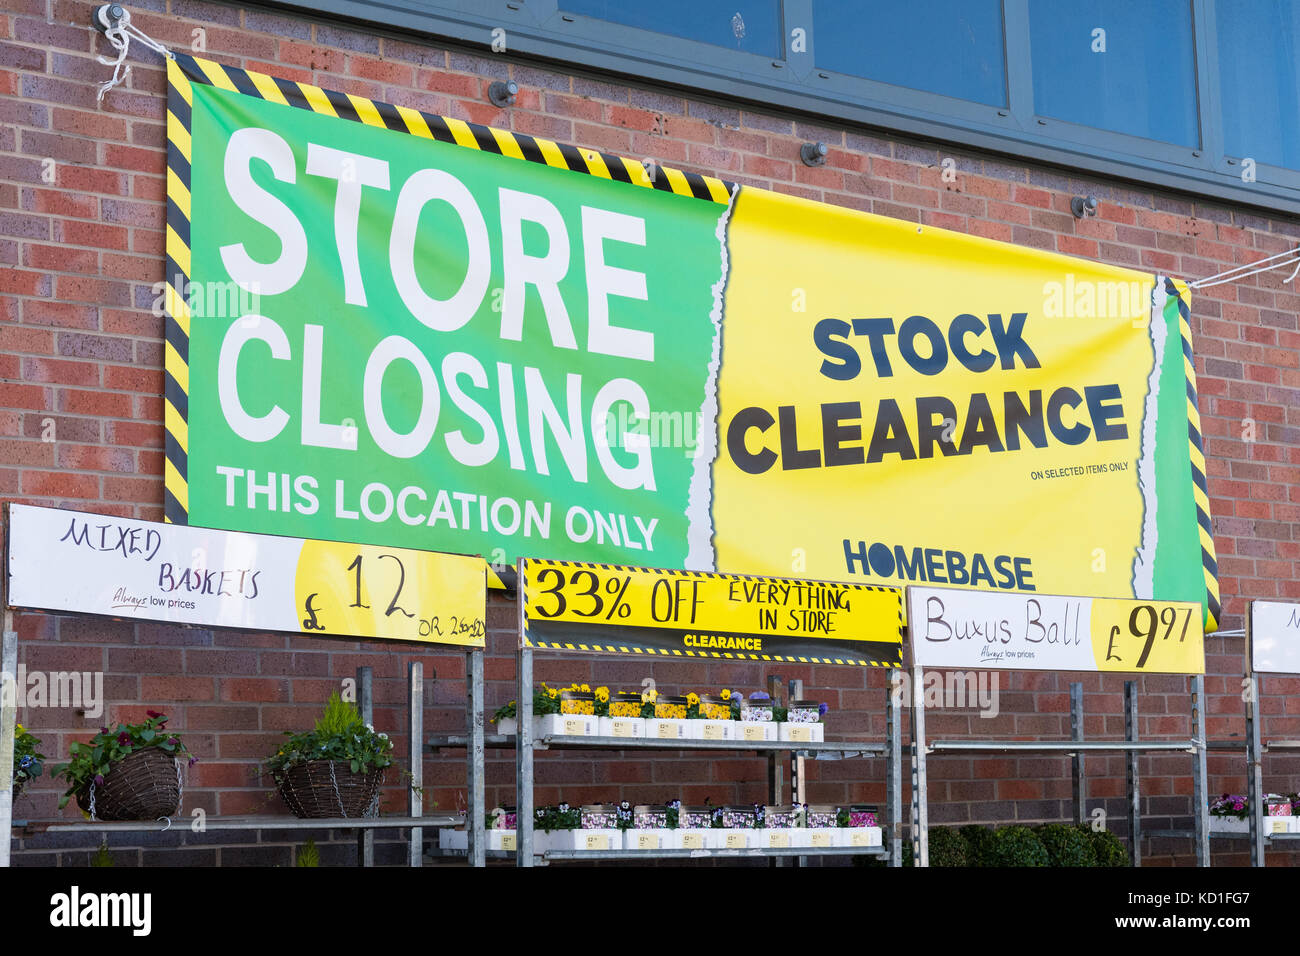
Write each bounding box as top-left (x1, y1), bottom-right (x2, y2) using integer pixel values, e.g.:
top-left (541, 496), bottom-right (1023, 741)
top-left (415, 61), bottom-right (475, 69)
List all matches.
top-left (547, 688), bottom-right (558, 698)
top-left (720, 689), bottom-right (731, 700)
top-left (580, 684), bottom-right (590, 692)
top-left (686, 692), bottom-right (700, 706)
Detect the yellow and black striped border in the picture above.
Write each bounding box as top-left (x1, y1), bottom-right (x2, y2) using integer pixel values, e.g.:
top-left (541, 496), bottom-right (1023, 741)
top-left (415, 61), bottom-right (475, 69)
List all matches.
top-left (519, 559), bottom-right (904, 668)
top-left (162, 52), bottom-right (734, 585)
top-left (1167, 278), bottom-right (1221, 632)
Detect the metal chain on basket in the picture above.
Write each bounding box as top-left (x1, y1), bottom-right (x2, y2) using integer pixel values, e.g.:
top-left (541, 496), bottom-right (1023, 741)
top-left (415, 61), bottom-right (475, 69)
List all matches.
top-left (329, 760), bottom-right (347, 818)
top-left (88, 779), bottom-right (97, 822)
top-left (175, 758), bottom-right (184, 815)
top-left (365, 779), bottom-right (381, 819)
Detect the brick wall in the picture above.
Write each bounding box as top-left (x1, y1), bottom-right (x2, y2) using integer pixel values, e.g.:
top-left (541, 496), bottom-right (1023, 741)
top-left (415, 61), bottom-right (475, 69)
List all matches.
top-left (2, 0), bottom-right (1298, 865)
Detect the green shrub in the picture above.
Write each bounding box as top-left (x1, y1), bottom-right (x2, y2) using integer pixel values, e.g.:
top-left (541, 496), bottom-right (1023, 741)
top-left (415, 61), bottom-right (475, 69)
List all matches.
top-left (1036, 823), bottom-right (1097, 866)
top-left (959, 824), bottom-right (997, 866)
top-left (988, 825), bottom-right (1050, 866)
top-left (1080, 825), bottom-right (1130, 866)
top-left (929, 827), bottom-right (969, 867)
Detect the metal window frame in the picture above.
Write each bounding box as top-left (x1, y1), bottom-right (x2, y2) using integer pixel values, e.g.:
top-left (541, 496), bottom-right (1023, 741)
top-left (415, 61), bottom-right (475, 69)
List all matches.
top-left (257, 0), bottom-right (1300, 214)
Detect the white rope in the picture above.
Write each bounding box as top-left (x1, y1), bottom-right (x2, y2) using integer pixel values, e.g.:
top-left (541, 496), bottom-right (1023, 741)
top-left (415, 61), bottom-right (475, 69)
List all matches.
top-left (1190, 246), bottom-right (1300, 289)
top-left (95, 7), bottom-right (173, 106)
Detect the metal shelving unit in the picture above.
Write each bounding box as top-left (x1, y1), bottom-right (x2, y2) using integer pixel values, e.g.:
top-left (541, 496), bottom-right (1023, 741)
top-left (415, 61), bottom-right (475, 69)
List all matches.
top-left (912, 675), bottom-right (1210, 867)
top-left (5, 658), bottom-right (456, 867)
top-left (430, 687), bottom-right (904, 866)
top-left (513, 658), bottom-right (904, 866)
top-left (1161, 602), bottom-right (1300, 866)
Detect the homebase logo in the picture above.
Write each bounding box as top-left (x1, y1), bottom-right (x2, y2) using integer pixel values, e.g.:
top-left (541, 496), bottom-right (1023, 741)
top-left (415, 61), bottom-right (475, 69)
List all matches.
top-left (50, 886), bottom-right (151, 936)
top-left (0, 666), bottom-right (103, 719)
top-left (843, 539), bottom-right (1036, 591)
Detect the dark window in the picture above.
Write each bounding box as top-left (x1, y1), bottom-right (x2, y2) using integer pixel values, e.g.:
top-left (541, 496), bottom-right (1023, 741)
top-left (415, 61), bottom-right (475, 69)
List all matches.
top-left (561, 1), bottom-right (783, 57)
top-left (813, 0), bottom-right (1006, 107)
top-left (1217, 0), bottom-right (1300, 168)
top-left (1028, 0), bottom-right (1199, 147)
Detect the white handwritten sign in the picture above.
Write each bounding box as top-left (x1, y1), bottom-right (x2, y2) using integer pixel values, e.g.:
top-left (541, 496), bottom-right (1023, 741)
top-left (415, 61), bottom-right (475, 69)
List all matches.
top-left (1249, 601), bottom-right (1300, 673)
top-left (5, 504), bottom-right (485, 646)
top-left (907, 585), bottom-right (1204, 674)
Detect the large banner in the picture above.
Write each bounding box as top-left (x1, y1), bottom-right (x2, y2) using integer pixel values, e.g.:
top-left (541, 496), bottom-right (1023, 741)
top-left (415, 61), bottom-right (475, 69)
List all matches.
top-left (164, 54), bottom-right (1218, 628)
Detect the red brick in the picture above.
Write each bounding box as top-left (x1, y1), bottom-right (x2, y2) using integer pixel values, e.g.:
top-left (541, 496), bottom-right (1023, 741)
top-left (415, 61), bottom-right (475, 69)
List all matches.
top-left (21, 469), bottom-right (97, 497)
top-left (21, 356), bottom-right (99, 386)
top-left (24, 242), bottom-right (97, 274)
top-left (221, 678), bottom-right (290, 703)
top-left (21, 188), bottom-right (98, 219)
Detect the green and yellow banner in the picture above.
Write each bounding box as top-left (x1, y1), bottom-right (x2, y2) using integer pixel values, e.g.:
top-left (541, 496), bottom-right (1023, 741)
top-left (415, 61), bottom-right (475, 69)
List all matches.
top-left (164, 54), bottom-right (1218, 629)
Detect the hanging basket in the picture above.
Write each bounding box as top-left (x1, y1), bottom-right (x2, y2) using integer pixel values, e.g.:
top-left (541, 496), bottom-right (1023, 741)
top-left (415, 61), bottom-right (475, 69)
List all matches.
top-left (12, 777), bottom-right (26, 801)
top-left (275, 760), bottom-right (385, 819)
top-left (75, 748), bottom-right (182, 821)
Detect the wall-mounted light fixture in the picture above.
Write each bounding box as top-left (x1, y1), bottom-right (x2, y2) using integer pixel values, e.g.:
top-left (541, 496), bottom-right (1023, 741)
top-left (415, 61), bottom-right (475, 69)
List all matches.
top-left (488, 80), bottom-right (518, 108)
top-left (800, 141), bottom-right (828, 167)
top-left (1071, 194), bottom-right (1099, 218)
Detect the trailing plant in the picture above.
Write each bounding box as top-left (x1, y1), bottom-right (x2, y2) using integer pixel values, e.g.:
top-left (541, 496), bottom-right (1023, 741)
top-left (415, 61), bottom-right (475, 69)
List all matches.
top-left (615, 801), bottom-right (634, 831)
top-left (1035, 823), bottom-right (1096, 867)
top-left (13, 723), bottom-right (44, 787)
top-left (264, 692), bottom-right (395, 780)
top-left (988, 825), bottom-right (1050, 866)
top-left (52, 711), bottom-right (194, 810)
top-left (491, 683), bottom-right (562, 723)
top-left (534, 802), bottom-right (581, 832)
top-left (1209, 793), bottom-right (1249, 819)
top-left (665, 799), bottom-right (681, 829)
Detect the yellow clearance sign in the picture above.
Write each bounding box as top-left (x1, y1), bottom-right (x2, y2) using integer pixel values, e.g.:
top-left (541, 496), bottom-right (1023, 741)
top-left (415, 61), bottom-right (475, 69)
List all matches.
top-left (520, 558), bottom-right (903, 666)
top-left (717, 189), bottom-right (1214, 630)
top-left (293, 539), bottom-right (485, 646)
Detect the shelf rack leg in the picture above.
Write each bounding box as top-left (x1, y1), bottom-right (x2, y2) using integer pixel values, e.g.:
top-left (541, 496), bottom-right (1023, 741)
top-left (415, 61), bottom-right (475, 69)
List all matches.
top-left (1191, 674), bottom-right (1209, 867)
top-left (516, 641), bottom-right (534, 867)
top-left (1246, 672), bottom-right (1263, 868)
top-left (1125, 680), bottom-right (1141, 867)
top-left (910, 662), bottom-right (928, 867)
top-left (467, 649), bottom-right (486, 868)
top-left (788, 677), bottom-right (804, 869)
top-left (1070, 682), bottom-right (1085, 825)
top-left (356, 666), bottom-right (374, 867)
top-left (0, 620), bottom-right (16, 869)
top-left (888, 670), bottom-right (902, 868)
top-left (408, 661), bottom-right (423, 868)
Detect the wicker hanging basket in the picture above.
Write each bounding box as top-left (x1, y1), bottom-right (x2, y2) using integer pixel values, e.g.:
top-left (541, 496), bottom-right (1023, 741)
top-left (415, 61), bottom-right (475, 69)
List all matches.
top-left (275, 760), bottom-right (385, 819)
top-left (75, 747), bottom-right (182, 821)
